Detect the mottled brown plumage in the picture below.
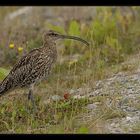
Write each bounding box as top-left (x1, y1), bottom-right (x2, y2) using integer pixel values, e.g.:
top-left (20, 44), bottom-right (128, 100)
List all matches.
top-left (0, 30), bottom-right (89, 110)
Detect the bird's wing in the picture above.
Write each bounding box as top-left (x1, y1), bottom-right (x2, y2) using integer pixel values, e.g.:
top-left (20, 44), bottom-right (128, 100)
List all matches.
top-left (0, 48), bottom-right (43, 89)
top-left (9, 48), bottom-right (41, 74)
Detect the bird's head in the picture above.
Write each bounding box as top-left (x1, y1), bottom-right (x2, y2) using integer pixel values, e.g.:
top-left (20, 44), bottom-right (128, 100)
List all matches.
top-left (43, 30), bottom-right (89, 46)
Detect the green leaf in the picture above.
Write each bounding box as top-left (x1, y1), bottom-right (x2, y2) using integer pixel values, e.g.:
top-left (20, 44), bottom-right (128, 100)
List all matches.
top-left (0, 67), bottom-right (10, 80)
top-left (65, 20), bottom-right (81, 46)
top-left (90, 20), bottom-right (105, 44)
top-left (68, 20), bottom-right (80, 36)
top-left (47, 23), bottom-right (65, 34)
top-left (78, 126), bottom-right (89, 133)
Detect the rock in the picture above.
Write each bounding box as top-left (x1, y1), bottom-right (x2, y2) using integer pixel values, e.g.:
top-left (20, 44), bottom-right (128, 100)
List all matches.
top-left (86, 103), bottom-right (97, 110)
top-left (51, 95), bottom-right (62, 101)
top-left (73, 95), bottom-right (85, 99)
top-left (69, 89), bottom-right (76, 94)
top-left (126, 116), bottom-right (132, 121)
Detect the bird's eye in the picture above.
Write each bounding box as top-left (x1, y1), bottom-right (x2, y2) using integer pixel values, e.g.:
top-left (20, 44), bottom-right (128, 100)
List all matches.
top-left (51, 33), bottom-right (56, 36)
top-left (47, 31), bottom-right (57, 36)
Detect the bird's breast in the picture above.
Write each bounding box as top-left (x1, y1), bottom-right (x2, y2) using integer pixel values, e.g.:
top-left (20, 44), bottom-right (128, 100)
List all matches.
top-left (39, 49), bottom-right (57, 79)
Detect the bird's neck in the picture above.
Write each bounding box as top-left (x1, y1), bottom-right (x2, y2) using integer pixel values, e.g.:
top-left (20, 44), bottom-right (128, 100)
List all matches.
top-left (43, 40), bottom-right (57, 53)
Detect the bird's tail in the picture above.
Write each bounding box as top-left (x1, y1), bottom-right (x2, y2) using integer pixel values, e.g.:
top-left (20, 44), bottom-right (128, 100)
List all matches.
top-left (0, 77), bottom-right (12, 96)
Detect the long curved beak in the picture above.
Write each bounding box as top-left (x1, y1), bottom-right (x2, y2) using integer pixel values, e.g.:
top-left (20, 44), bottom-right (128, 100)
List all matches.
top-left (60, 34), bottom-right (89, 46)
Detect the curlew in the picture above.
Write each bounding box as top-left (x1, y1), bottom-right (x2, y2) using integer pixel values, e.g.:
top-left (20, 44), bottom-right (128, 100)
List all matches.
top-left (0, 30), bottom-right (89, 111)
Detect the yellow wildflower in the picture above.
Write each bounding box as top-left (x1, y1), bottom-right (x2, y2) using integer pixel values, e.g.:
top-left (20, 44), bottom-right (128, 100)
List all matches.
top-left (18, 47), bottom-right (23, 52)
top-left (9, 43), bottom-right (14, 49)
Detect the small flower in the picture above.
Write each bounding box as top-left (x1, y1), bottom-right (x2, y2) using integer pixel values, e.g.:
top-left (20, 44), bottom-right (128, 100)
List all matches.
top-left (9, 43), bottom-right (14, 49)
top-left (63, 92), bottom-right (70, 100)
top-left (18, 47), bottom-right (23, 52)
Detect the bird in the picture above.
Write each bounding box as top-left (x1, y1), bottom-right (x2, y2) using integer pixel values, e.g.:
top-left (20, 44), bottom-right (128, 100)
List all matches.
top-left (0, 30), bottom-right (89, 111)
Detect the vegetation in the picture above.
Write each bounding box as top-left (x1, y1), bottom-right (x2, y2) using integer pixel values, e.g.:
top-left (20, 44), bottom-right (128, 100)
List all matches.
top-left (0, 7), bottom-right (139, 133)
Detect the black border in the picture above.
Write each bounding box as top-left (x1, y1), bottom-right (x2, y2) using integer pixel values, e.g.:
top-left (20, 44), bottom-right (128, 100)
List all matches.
top-left (0, 0), bottom-right (140, 6)
top-left (0, 0), bottom-right (140, 138)
top-left (0, 134), bottom-right (139, 139)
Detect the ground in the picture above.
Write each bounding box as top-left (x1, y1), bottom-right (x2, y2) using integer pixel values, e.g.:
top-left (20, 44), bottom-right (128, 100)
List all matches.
top-left (68, 53), bottom-right (140, 133)
top-left (0, 52), bottom-right (140, 134)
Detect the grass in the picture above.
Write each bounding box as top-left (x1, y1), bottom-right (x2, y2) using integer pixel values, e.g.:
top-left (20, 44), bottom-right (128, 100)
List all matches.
top-left (0, 83), bottom-right (127, 133)
top-left (0, 7), bottom-right (140, 133)
top-left (0, 93), bottom-right (89, 133)
top-left (0, 50), bottom-right (138, 133)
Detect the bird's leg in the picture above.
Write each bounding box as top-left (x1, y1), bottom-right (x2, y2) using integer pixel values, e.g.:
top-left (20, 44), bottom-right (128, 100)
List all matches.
top-left (23, 90), bottom-right (30, 113)
top-left (28, 84), bottom-right (37, 114)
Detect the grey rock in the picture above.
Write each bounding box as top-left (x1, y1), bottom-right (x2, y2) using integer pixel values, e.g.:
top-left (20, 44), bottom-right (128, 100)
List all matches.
top-left (51, 95), bottom-right (62, 101)
top-left (86, 103), bottom-right (97, 110)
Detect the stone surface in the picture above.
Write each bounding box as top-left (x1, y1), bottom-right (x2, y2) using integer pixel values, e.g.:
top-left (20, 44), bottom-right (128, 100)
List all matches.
top-left (68, 70), bottom-right (140, 133)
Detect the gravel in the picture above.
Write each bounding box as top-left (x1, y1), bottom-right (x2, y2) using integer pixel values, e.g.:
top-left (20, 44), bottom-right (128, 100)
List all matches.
top-left (69, 71), bottom-right (140, 133)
